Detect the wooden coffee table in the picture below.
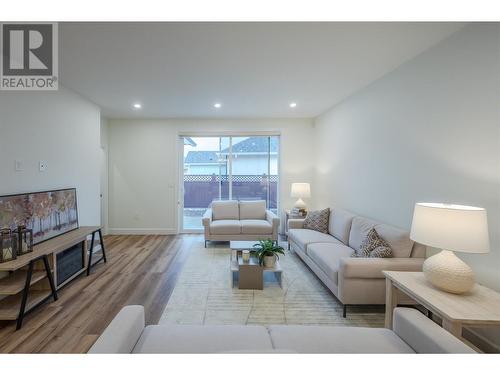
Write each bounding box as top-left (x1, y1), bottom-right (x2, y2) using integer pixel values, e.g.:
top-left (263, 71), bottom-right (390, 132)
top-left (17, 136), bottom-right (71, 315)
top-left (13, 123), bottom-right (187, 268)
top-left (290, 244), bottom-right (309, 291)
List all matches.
top-left (230, 241), bottom-right (283, 290)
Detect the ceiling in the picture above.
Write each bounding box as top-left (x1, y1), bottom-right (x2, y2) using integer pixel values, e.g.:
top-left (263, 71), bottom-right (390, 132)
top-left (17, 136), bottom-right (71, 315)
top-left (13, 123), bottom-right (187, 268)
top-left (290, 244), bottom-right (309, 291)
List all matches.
top-left (59, 22), bottom-right (465, 119)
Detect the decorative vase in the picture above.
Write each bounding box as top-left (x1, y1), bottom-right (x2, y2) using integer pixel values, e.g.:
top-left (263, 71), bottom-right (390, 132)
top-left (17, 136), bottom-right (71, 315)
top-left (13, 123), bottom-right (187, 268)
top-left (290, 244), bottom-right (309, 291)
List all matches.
top-left (263, 255), bottom-right (276, 268)
top-left (423, 250), bottom-right (475, 294)
top-left (242, 250), bottom-right (250, 263)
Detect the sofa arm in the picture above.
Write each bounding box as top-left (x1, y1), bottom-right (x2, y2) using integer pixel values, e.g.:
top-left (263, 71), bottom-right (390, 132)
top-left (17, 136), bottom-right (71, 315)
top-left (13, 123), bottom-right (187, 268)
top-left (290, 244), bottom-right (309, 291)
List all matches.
top-left (393, 308), bottom-right (475, 353)
top-left (88, 305), bottom-right (145, 353)
top-left (288, 218), bottom-right (305, 230)
top-left (339, 257), bottom-right (424, 279)
top-left (266, 210), bottom-right (280, 230)
top-left (202, 208), bottom-right (212, 227)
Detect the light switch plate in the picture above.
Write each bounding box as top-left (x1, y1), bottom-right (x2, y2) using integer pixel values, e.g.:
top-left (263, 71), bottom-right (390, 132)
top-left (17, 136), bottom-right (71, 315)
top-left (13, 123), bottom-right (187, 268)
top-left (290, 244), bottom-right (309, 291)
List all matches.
top-left (15, 160), bottom-right (23, 171)
top-left (39, 161), bottom-right (47, 172)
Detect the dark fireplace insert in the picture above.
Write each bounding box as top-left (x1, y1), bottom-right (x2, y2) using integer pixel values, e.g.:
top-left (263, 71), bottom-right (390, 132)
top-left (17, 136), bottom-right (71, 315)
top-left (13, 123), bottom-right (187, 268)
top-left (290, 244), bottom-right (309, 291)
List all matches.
top-left (56, 241), bottom-right (84, 285)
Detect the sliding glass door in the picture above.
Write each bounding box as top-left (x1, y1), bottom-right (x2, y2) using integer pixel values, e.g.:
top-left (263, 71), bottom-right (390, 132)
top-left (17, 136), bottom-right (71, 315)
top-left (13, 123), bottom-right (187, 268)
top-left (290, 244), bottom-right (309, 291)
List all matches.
top-left (181, 135), bottom-right (279, 231)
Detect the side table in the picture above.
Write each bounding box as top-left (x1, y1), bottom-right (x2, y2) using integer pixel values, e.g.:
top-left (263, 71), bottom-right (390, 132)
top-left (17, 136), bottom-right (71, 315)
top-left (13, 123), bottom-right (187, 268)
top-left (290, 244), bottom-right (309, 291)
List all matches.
top-left (384, 271), bottom-right (500, 350)
top-left (282, 209), bottom-right (306, 239)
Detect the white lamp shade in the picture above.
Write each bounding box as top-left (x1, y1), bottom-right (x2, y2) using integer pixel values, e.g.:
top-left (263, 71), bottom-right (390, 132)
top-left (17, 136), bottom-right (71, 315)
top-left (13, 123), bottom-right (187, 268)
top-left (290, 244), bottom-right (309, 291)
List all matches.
top-left (410, 203), bottom-right (490, 254)
top-left (291, 183), bottom-right (311, 198)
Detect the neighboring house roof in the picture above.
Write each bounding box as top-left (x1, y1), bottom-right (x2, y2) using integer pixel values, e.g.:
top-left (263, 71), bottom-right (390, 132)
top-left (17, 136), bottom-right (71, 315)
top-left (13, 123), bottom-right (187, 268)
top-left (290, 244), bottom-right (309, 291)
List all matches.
top-left (185, 137), bottom-right (278, 164)
top-left (221, 136), bottom-right (278, 153)
top-left (185, 151), bottom-right (220, 164)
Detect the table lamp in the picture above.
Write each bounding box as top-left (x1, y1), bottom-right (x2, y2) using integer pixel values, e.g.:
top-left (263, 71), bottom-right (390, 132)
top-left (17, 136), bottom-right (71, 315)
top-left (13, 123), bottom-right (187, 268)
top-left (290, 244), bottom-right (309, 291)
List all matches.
top-left (291, 183), bottom-right (311, 209)
top-left (410, 203), bottom-right (490, 294)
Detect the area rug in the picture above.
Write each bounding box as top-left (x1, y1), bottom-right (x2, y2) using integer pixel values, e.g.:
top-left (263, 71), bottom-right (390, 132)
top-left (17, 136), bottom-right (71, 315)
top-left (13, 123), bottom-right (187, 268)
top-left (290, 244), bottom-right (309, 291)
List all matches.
top-left (159, 238), bottom-right (384, 327)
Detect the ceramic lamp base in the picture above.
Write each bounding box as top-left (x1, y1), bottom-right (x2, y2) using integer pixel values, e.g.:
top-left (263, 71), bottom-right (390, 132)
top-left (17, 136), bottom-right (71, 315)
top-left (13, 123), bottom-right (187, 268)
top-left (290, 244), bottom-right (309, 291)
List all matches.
top-left (423, 250), bottom-right (475, 294)
top-left (293, 198), bottom-right (307, 209)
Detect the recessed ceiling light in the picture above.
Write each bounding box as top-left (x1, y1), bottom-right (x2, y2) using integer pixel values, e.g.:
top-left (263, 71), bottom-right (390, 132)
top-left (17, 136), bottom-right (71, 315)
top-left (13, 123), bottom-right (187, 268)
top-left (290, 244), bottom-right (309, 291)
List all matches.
top-left (289, 102), bottom-right (297, 108)
top-left (133, 103), bottom-right (142, 109)
top-left (214, 103), bottom-right (222, 109)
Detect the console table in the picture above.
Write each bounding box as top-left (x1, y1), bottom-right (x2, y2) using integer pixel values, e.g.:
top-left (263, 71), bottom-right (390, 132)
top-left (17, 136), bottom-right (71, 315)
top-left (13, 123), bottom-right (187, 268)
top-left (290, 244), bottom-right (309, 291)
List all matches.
top-left (384, 271), bottom-right (500, 345)
top-left (0, 226), bottom-right (106, 329)
top-left (86, 228), bottom-right (107, 275)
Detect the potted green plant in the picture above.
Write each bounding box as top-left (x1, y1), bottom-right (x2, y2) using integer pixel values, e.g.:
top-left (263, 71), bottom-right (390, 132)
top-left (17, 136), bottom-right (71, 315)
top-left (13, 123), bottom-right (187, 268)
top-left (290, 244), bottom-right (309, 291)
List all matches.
top-left (253, 239), bottom-right (285, 268)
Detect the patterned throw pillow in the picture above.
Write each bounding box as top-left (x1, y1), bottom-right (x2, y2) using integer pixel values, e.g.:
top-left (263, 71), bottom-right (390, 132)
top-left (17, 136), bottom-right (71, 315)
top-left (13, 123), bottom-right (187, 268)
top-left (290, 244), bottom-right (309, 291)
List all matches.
top-left (303, 208), bottom-right (330, 233)
top-left (370, 245), bottom-right (393, 258)
top-left (352, 228), bottom-right (393, 258)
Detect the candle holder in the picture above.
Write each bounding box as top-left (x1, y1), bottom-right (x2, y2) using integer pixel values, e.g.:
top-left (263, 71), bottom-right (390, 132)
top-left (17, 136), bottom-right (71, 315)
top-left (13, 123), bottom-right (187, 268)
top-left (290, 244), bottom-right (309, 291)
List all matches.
top-left (14, 225), bottom-right (33, 255)
top-left (0, 228), bottom-right (18, 263)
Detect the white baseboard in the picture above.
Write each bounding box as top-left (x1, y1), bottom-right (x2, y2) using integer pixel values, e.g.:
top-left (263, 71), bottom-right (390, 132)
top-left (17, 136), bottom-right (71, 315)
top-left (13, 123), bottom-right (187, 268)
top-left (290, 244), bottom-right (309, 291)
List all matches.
top-left (108, 228), bottom-right (178, 235)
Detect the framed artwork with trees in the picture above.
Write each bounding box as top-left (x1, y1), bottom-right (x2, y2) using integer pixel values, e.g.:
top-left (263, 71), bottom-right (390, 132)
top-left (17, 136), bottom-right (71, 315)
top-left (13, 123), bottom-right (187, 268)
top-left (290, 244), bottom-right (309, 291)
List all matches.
top-left (0, 188), bottom-right (79, 245)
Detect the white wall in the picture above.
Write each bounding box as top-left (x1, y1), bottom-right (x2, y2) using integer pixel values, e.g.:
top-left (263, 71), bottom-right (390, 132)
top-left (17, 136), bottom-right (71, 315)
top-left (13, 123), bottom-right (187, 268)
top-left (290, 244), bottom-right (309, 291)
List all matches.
top-left (314, 24), bottom-right (500, 288)
top-left (100, 117), bottom-right (110, 234)
top-left (0, 87), bottom-right (102, 227)
top-left (107, 119), bottom-right (314, 234)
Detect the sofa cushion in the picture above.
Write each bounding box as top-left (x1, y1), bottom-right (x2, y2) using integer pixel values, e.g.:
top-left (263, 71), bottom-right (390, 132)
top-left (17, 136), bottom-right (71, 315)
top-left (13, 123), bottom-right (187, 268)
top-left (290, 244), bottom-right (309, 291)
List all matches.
top-left (348, 216), bottom-right (378, 252)
top-left (303, 208), bottom-right (330, 233)
top-left (133, 325), bottom-right (273, 353)
top-left (211, 200), bottom-right (239, 220)
top-left (410, 242), bottom-right (426, 258)
top-left (240, 219), bottom-right (273, 235)
top-left (209, 220), bottom-right (241, 235)
top-left (307, 243), bottom-right (354, 284)
top-left (268, 325), bottom-right (414, 353)
top-left (339, 257), bottom-right (424, 279)
top-left (288, 229), bottom-right (341, 252)
top-left (329, 208), bottom-right (355, 244)
top-left (239, 200), bottom-right (266, 220)
top-left (374, 224), bottom-right (413, 258)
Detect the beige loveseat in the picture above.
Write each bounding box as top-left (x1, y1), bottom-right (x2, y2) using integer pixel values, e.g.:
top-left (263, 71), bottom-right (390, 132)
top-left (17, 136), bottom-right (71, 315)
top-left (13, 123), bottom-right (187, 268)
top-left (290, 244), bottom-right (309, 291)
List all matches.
top-left (202, 200), bottom-right (280, 246)
top-left (88, 305), bottom-right (474, 353)
top-left (288, 207), bottom-right (426, 316)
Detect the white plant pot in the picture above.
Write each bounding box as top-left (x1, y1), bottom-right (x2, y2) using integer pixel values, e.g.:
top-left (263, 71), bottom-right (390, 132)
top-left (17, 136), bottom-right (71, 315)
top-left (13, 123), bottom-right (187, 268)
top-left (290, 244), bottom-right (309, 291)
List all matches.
top-left (263, 255), bottom-right (276, 268)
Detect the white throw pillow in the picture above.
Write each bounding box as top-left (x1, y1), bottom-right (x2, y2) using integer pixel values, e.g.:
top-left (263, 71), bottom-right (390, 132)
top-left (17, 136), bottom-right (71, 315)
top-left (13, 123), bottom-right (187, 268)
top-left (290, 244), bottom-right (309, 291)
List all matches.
top-left (212, 200), bottom-right (239, 220)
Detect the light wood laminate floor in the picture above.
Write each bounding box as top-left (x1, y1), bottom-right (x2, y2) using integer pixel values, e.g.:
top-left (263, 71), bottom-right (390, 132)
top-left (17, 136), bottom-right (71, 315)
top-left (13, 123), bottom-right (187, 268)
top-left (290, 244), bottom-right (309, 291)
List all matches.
top-left (0, 234), bottom-right (195, 353)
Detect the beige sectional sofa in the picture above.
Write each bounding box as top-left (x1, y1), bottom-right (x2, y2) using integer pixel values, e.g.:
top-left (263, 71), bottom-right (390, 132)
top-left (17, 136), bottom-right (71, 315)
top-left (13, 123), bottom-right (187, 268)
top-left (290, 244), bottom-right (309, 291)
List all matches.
top-left (202, 200), bottom-right (280, 246)
top-left (288, 207), bottom-right (426, 316)
top-left (88, 305), bottom-right (474, 353)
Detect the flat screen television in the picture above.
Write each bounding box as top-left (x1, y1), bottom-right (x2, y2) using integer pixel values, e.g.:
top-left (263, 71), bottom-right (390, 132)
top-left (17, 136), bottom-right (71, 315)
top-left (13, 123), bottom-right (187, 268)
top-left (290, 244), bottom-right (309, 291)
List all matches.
top-left (0, 188), bottom-right (79, 245)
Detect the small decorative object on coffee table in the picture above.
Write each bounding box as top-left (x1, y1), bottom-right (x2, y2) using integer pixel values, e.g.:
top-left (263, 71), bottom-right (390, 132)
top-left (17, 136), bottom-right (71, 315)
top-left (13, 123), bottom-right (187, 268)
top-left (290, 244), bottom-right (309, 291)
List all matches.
top-left (252, 239), bottom-right (285, 268)
top-left (230, 240), bottom-right (283, 290)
